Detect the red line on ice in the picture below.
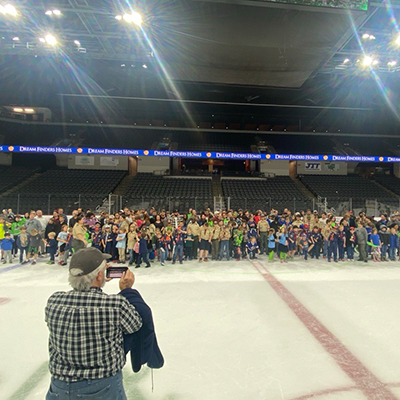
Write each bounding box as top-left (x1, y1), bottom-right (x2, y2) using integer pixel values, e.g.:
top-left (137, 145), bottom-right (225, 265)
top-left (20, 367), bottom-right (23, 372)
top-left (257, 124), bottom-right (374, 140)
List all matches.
top-left (0, 297), bottom-right (10, 306)
top-left (250, 260), bottom-right (397, 400)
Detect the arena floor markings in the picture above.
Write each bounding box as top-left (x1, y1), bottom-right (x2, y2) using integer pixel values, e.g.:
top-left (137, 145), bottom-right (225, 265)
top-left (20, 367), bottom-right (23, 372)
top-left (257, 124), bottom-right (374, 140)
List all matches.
top-left (1, 256), bottom-right (400, 399)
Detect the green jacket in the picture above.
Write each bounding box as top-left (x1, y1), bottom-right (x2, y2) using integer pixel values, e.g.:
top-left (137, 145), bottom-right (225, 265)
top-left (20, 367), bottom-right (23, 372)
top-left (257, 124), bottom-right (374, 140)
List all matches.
top-left (9, 218), bottom-right (26, 235)
top-left (233, 230), bottom-right (244, 246)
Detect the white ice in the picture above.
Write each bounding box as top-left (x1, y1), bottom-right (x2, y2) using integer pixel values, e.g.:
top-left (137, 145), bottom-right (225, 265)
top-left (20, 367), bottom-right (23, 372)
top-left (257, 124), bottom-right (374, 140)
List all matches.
top-left (1, 256), bottom-right (400, 400)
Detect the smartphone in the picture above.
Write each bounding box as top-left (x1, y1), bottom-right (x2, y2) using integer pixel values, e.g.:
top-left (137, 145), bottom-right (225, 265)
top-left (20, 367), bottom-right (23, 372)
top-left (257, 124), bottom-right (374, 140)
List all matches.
top-left (106, 266), bottom-right (128, 279)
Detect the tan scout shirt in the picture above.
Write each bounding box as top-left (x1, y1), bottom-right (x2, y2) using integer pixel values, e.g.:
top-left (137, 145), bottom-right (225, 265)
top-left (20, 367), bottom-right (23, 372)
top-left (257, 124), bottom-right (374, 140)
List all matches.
top-left (257, 220), bottom-right (270, 233)
top-left (200, 225), bottom-right (212, 241)
top-left (189, 222), bottom-right (200, 237)
top-left (211, 225), bottom-right (221, 240)
top-left (220, 226), bottom-right (232, 241)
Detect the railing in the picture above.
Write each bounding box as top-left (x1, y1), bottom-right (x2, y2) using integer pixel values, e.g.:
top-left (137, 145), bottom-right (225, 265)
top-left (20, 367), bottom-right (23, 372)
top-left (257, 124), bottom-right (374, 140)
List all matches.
top-left (1, 194), bottom-right (400, 215)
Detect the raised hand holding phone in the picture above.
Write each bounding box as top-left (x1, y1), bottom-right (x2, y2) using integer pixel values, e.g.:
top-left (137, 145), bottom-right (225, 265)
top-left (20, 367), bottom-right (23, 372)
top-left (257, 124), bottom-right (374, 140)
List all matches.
top-left (119, 269), bottom-right (135, 291)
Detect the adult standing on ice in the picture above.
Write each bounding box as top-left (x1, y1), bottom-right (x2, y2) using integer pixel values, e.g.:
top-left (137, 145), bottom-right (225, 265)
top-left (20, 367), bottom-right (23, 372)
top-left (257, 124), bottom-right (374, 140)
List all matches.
top-left (44, 248), bottom-right (142, 399)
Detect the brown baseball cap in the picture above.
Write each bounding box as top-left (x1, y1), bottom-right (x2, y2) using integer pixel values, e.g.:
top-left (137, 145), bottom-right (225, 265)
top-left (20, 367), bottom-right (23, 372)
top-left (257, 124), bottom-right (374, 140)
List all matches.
top-left (69, 247), bottom-right (111, 277)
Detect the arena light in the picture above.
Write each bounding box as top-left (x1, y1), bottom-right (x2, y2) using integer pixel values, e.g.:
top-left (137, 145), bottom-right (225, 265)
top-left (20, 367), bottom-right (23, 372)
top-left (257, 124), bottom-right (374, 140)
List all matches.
top-left (343, 58), bottom-right (350, 64)
top-left (12, 36), bottom-right (19, 41)
top-left (74, 40), bottom-right (80, 46)
top-left (372, 59), bottom-right (379, 65)
top-left (142, 64), bottom-right (147, 69)
top-left (13, 107), bottom-right (23, 112)
top-left (46, 9), bottom-right (61, 16)
top-left (39, 37), bottom-right (45, 43)
top-left (24, 108), bottom-right (35, 113)
top-left (0, 4), bottom-right (18, 16)
top-left (395, 35), bottom-right (400, 45)
top-left (362, 33), bottom-right (370, 39)
top-left (362, 56), bottom-right (373, 67)
top-left (119, 11), bottom-right (142, 26)
top-left (45, 34), bottom-right (57, 46)
top-left (388, 61), bottom-right (397, 66)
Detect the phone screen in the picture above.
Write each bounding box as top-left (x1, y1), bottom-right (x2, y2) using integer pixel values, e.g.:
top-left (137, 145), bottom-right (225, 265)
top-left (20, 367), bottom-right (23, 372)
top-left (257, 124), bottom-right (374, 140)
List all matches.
top-left (106, 266), bottom-right (128, 279)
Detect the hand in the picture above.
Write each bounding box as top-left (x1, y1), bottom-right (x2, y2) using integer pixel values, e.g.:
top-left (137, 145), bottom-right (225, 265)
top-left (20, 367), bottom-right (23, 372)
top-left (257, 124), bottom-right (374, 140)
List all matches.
top-left (119, 269), bottom-right (135, 291)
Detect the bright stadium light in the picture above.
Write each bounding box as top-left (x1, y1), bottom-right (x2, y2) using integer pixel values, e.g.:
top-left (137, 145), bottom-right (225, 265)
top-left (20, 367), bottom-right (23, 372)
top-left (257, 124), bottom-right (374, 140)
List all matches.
top-left (343, 58), bottom-right (350, 64)
top-left (362, 33), bottom-right (370, 39)
top-left (372, 59), bottom-right (379, 65)
top-left (45, 34), bottom-right (57, 46)
top-left (119, 11), bottom-right (142, 26)
top-left (12, 36), bottom-right (19, 41)
top-left (0, 4), bottom-right (18, 16)
top-left (39, 37), bottom-right (45, 43)
top-left (142, 64), bottom-right (147, 69)
top-left (53, 9), bottom-right (61, 15)
top-left (395, 35), bottom-right (400, 45)
top-left (74, 40), bottom-right (80, 46)
top-left (13, 107), bottom-right (23, 112)
top-left (45, 10), bottom-right (53, 15)
top-left (388, 61), bottom-right (397, 66)
top-left (362, 56), bottom-right (373, 67)
top-left (24, 108), bottom-right (35, 113)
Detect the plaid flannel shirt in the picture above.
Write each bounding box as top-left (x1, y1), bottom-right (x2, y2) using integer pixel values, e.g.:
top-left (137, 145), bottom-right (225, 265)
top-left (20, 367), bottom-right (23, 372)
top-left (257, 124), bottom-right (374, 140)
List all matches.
top-left (45, 287), bottom-right (142, 382)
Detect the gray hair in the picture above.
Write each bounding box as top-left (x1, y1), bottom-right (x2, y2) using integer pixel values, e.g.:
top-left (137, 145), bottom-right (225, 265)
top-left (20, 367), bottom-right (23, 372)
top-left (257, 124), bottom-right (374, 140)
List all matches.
top-left (69, 260), bottom-right (106, 291)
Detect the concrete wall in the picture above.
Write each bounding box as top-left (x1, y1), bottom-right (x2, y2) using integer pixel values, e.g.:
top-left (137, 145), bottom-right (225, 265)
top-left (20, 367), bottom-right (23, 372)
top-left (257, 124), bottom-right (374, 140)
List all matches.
top-left (137, 156), bottom-right (169, 173)
top-left (297, 161), bottom-right (347, 175)
top-left (260, 159), bottom-right (288, 176)
top-left (68, 155), bottom-right (128, 170)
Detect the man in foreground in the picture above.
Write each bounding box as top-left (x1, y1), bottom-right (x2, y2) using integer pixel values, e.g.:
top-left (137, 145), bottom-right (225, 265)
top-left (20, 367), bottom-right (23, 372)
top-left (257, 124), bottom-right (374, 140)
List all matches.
top-left (45, 247), bottom-right (143, 400)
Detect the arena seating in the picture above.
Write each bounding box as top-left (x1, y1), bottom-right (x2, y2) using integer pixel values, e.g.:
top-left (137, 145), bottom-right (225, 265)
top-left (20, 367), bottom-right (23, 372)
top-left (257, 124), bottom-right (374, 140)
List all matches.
top-left (0, 166), bottom-right (37, 193)
top-left (372, 175), bottom-right (400, 196)
top-left (122, 174), bottom-right (213, 210)
top-left (299, 175), bottom-right (390, 199)
top-left (221, 177), bottom-right (309, 211)
top-left (1, 169), bottom-right (126, 213)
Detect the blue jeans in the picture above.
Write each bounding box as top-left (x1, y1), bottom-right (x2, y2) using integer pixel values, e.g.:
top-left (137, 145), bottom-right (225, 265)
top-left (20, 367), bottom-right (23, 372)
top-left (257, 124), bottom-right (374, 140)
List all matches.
top-left (46, 371), bottom-right (127, 400)
top-left (219, 240), bottom-right (230, 260)
top-left (323, 240), bottom-right (328, 258)
top-left (346, 245), bottom-right (354, 260)
top-left (381, 244), bottom-right (388, 260)
top-left (328, 242), bottom-right (338, 261)
top-left (136, 252), bottom-right (150, 267)
top-left (19, 246), bottom-right (28, 263)
top-left (303, 247), bottom-right (308, 260)
top-left (338, 241), bottom-right (345, 259)
top-left (173, 244), bottom-right (183, 262)
top-left (389, 246), bottom-right (396, 260)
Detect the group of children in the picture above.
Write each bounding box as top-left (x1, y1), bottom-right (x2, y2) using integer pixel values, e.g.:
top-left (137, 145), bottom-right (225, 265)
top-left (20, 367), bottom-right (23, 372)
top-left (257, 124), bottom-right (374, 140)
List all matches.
top-left (3, 207), bottom-right (400, 266)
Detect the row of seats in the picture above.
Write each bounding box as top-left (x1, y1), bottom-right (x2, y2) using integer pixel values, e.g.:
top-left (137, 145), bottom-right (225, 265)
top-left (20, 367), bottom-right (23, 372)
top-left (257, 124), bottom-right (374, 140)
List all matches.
top-left (300, 175), bottom-right (390, 199)
top-left (0, 166), bottom-right (37, 193)
top-left (221, 177), bottom-right (306, 200)
top-left (7, 169), bottom-right (126, 195)
top-left (123, 174), bottom-right (212, 198)
top-left (372, 175), bottom-right (400, 196)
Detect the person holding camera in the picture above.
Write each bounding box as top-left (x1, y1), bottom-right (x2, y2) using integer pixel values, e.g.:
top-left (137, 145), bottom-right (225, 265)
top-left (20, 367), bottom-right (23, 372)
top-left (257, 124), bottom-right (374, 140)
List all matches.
top-left (45, 247), bottom-right (143, 400)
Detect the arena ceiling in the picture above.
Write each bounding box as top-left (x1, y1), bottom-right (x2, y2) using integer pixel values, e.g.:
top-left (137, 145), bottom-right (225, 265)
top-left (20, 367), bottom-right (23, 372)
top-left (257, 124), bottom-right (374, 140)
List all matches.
top-left (0, 0), bottom-right (399, 89)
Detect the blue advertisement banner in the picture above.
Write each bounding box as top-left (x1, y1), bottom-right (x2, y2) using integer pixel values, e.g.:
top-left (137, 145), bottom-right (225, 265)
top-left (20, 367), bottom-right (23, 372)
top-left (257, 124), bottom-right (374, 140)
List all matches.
top-left (0, 145), bottom-right (399, 163)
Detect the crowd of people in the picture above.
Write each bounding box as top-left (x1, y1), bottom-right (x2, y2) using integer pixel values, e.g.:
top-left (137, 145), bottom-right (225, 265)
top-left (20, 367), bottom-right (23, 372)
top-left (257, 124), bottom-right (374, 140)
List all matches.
top-left (2, 206), bottom-right (400, 265)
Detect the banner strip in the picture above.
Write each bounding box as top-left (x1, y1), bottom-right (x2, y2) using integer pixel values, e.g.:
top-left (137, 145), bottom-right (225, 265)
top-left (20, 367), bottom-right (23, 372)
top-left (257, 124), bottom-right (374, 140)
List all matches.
top-left (0, 145), bottom-right (397, 163)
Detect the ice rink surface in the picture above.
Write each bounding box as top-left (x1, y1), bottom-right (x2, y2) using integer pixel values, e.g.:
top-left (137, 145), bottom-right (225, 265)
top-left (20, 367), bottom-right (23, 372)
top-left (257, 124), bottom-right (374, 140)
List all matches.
top-left (1, 255), bottom-right (400, 400)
